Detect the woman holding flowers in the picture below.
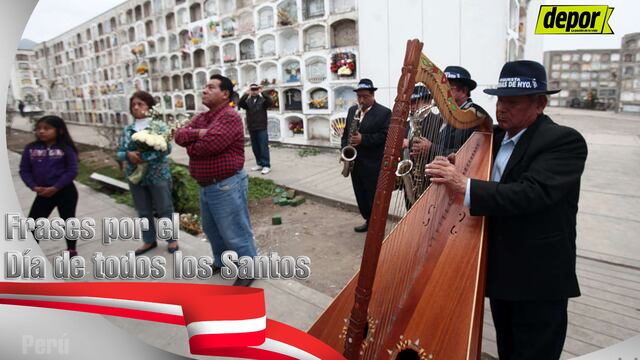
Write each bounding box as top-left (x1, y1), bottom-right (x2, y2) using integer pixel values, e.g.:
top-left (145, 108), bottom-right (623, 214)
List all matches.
top-left (117, 91), bottom-right (178, 255)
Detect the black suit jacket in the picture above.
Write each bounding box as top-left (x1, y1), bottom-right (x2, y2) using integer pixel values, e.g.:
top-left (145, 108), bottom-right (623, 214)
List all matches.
top-left (430, 100), bottom-right (488, 157)
top-left (470, 114), bottom-right (588, 300)
top-left (341, 102), bottom-right (391, 174)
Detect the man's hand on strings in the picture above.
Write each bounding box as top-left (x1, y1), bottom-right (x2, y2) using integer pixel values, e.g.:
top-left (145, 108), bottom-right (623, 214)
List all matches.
top-left (350, 131), bottom-right (362, 146)
top-left (410, 137), bottom-right (432, 156)
top-left (425, 156), bottom-right (467, 195)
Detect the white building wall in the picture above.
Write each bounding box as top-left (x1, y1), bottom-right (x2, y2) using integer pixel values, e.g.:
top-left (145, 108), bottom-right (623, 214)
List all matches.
top-left (524, 0), bottom-right (544, 63)
top-left (8, 64), bottom-right (21, 106)
top-left (359, 0), bottom-right (516, 120)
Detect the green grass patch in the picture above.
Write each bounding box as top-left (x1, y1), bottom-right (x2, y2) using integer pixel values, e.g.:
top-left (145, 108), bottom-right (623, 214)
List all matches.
top-left (170, 161), bottom-right (200, 215)
top-left (297, 148), bottom-right (321, 157)
top-left (77, 157), bottom-right (277, 215)
top-left (76, 161), bottom-right (123, 191)
top-left (248, 176), bottom-right (278, 201)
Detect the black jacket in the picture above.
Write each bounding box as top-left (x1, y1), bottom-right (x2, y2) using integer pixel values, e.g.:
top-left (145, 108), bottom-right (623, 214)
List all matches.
top-left (430, 98), bottom-right (488, 157)
top-left (341, 102), bottom-right (391, 173)
top-left (238, 93), bottom-right (273, 131)
top-left (470, 114), bottom-right (588, 300)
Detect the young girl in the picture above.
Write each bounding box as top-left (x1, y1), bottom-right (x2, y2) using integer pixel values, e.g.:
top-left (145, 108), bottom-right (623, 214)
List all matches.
top-left (19, 115), bottom-right (80, 256)
top-left (117, 91), bottom-right (177, 255)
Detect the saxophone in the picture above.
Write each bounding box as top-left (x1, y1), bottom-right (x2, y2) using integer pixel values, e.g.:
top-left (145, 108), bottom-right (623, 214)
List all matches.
top-left (340, 106), bottom-right (362, 177)
top-left (396, 102), bottom-right (434, 204)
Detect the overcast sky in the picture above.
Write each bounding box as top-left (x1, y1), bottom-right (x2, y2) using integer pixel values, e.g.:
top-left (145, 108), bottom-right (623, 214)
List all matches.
top-left (21, 0), bottom-right (638, 50)
top-left (21, 0), bottom-right (128, 42)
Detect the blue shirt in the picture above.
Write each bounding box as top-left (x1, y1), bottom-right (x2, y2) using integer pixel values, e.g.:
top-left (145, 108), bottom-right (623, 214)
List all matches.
top-left (464, 128), bottom-right (527, 207)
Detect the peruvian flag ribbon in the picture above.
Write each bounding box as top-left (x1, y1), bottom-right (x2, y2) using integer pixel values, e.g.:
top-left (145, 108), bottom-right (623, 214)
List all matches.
top-left (0, 282), bottom-right (345, 359)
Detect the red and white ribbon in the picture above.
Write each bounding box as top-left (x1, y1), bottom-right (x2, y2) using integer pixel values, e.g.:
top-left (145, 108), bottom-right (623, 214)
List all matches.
top-left (0, 282), bottom-right (344, 359)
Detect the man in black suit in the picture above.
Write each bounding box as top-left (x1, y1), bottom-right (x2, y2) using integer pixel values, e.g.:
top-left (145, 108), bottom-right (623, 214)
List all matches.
top-left (341, 78), bottom-right (391, 233)
top-left (403, 68), bottom-right (489, 208)
top-left (410, 66), bottom-right (485, 159)
top-left (425, 60), bottom-right (588, 360)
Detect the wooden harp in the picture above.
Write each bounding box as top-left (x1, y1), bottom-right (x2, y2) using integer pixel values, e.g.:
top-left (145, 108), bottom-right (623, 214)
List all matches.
top-left (308, 39), bottom-right (494, 359)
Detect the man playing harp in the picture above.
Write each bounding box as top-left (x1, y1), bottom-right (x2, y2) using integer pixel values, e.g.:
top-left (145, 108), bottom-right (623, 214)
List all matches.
top-left (426, 60), bottom-right (588, 360)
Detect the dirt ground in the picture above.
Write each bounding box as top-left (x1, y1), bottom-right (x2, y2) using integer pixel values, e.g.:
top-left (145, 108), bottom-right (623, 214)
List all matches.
top-left (248, 197), bottom-right (364, 296)
top-left (6, 127), bottom-right (364, 298)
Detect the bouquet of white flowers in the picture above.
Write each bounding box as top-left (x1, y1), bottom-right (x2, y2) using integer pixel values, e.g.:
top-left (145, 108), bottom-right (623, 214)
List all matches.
top-left (127, 105), bottom-right (189, 184)
top-left (131, 130), bottom-right (168, 151)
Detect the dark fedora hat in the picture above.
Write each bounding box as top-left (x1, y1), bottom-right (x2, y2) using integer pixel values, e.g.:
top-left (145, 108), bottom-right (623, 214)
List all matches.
top-left (353, 78), bottom-right (378, 92)
top-left (411, 82), bottom-right (431, 102)
top-left (484, 60), bottom-right (560, 96)
top-left (444, 66), bottom-right (477, 91)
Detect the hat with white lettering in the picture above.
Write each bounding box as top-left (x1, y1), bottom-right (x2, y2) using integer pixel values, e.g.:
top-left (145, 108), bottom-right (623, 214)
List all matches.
top-left (444, 66), bottom-right (477, 91)
top-left (353, 78), bottom-right (378, 92)
top-left (484, 60), bottom-right (560, 96)
top-left (411, 82), bottom-right (431, 102)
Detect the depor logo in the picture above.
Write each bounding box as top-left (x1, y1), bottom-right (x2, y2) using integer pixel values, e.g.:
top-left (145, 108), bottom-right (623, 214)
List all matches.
top-left (535, 5), bottom-right (614, 34)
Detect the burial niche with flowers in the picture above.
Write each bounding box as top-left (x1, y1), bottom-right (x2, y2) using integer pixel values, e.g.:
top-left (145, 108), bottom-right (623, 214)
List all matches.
top-left (331, 52), bottom-right (356, 79)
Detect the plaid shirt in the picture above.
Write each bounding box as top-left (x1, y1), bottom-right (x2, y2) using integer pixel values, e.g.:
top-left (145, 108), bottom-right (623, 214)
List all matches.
top-left (174, 104), bottom-right (245, 183)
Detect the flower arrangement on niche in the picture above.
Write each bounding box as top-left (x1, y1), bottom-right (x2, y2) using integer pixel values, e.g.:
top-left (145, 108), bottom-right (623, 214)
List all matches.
top-left (331, 52), bottom-right (356, 77)
top-left (131, 44), bottom-right (145, 57)
top-left (190, 26), bottom-right (204, 46)
top-left (309, 96), bottom-right (327, 109)
top-left (288, 120), bottom-right (303, 134)
top-left (136, 63), bottom-right (149, 75)
top-left (278, 9), bottom-right (294, 26)
top-left (208, 20), bottom-right (219, 33)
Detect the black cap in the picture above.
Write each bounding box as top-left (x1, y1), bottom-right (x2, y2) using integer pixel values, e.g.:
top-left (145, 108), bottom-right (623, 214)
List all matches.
top-left (484, 60), bottom-right (560, 96)
top-left (444, 66), bottom-right (477, 91)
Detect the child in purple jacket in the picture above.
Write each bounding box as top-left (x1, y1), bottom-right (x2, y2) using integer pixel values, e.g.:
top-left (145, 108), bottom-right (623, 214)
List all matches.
top-left (19, 115), bottom-right (80, 256)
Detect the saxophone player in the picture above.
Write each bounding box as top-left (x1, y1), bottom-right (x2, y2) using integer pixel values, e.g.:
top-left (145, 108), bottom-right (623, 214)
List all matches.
top-left (401, 67), bottom-right (488, 208)
top-left (341, 79), bottom-right (391, 233)
top-left (399, 83), bottom-right (441, 207)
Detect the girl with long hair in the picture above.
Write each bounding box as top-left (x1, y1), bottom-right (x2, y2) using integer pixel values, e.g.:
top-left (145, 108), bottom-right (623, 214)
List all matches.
top-left (19, 115), bottom-right (80, 256)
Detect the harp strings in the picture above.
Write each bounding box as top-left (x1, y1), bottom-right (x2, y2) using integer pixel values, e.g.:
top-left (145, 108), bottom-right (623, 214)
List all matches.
top-left (367, 68), bottom-right (474, 355)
